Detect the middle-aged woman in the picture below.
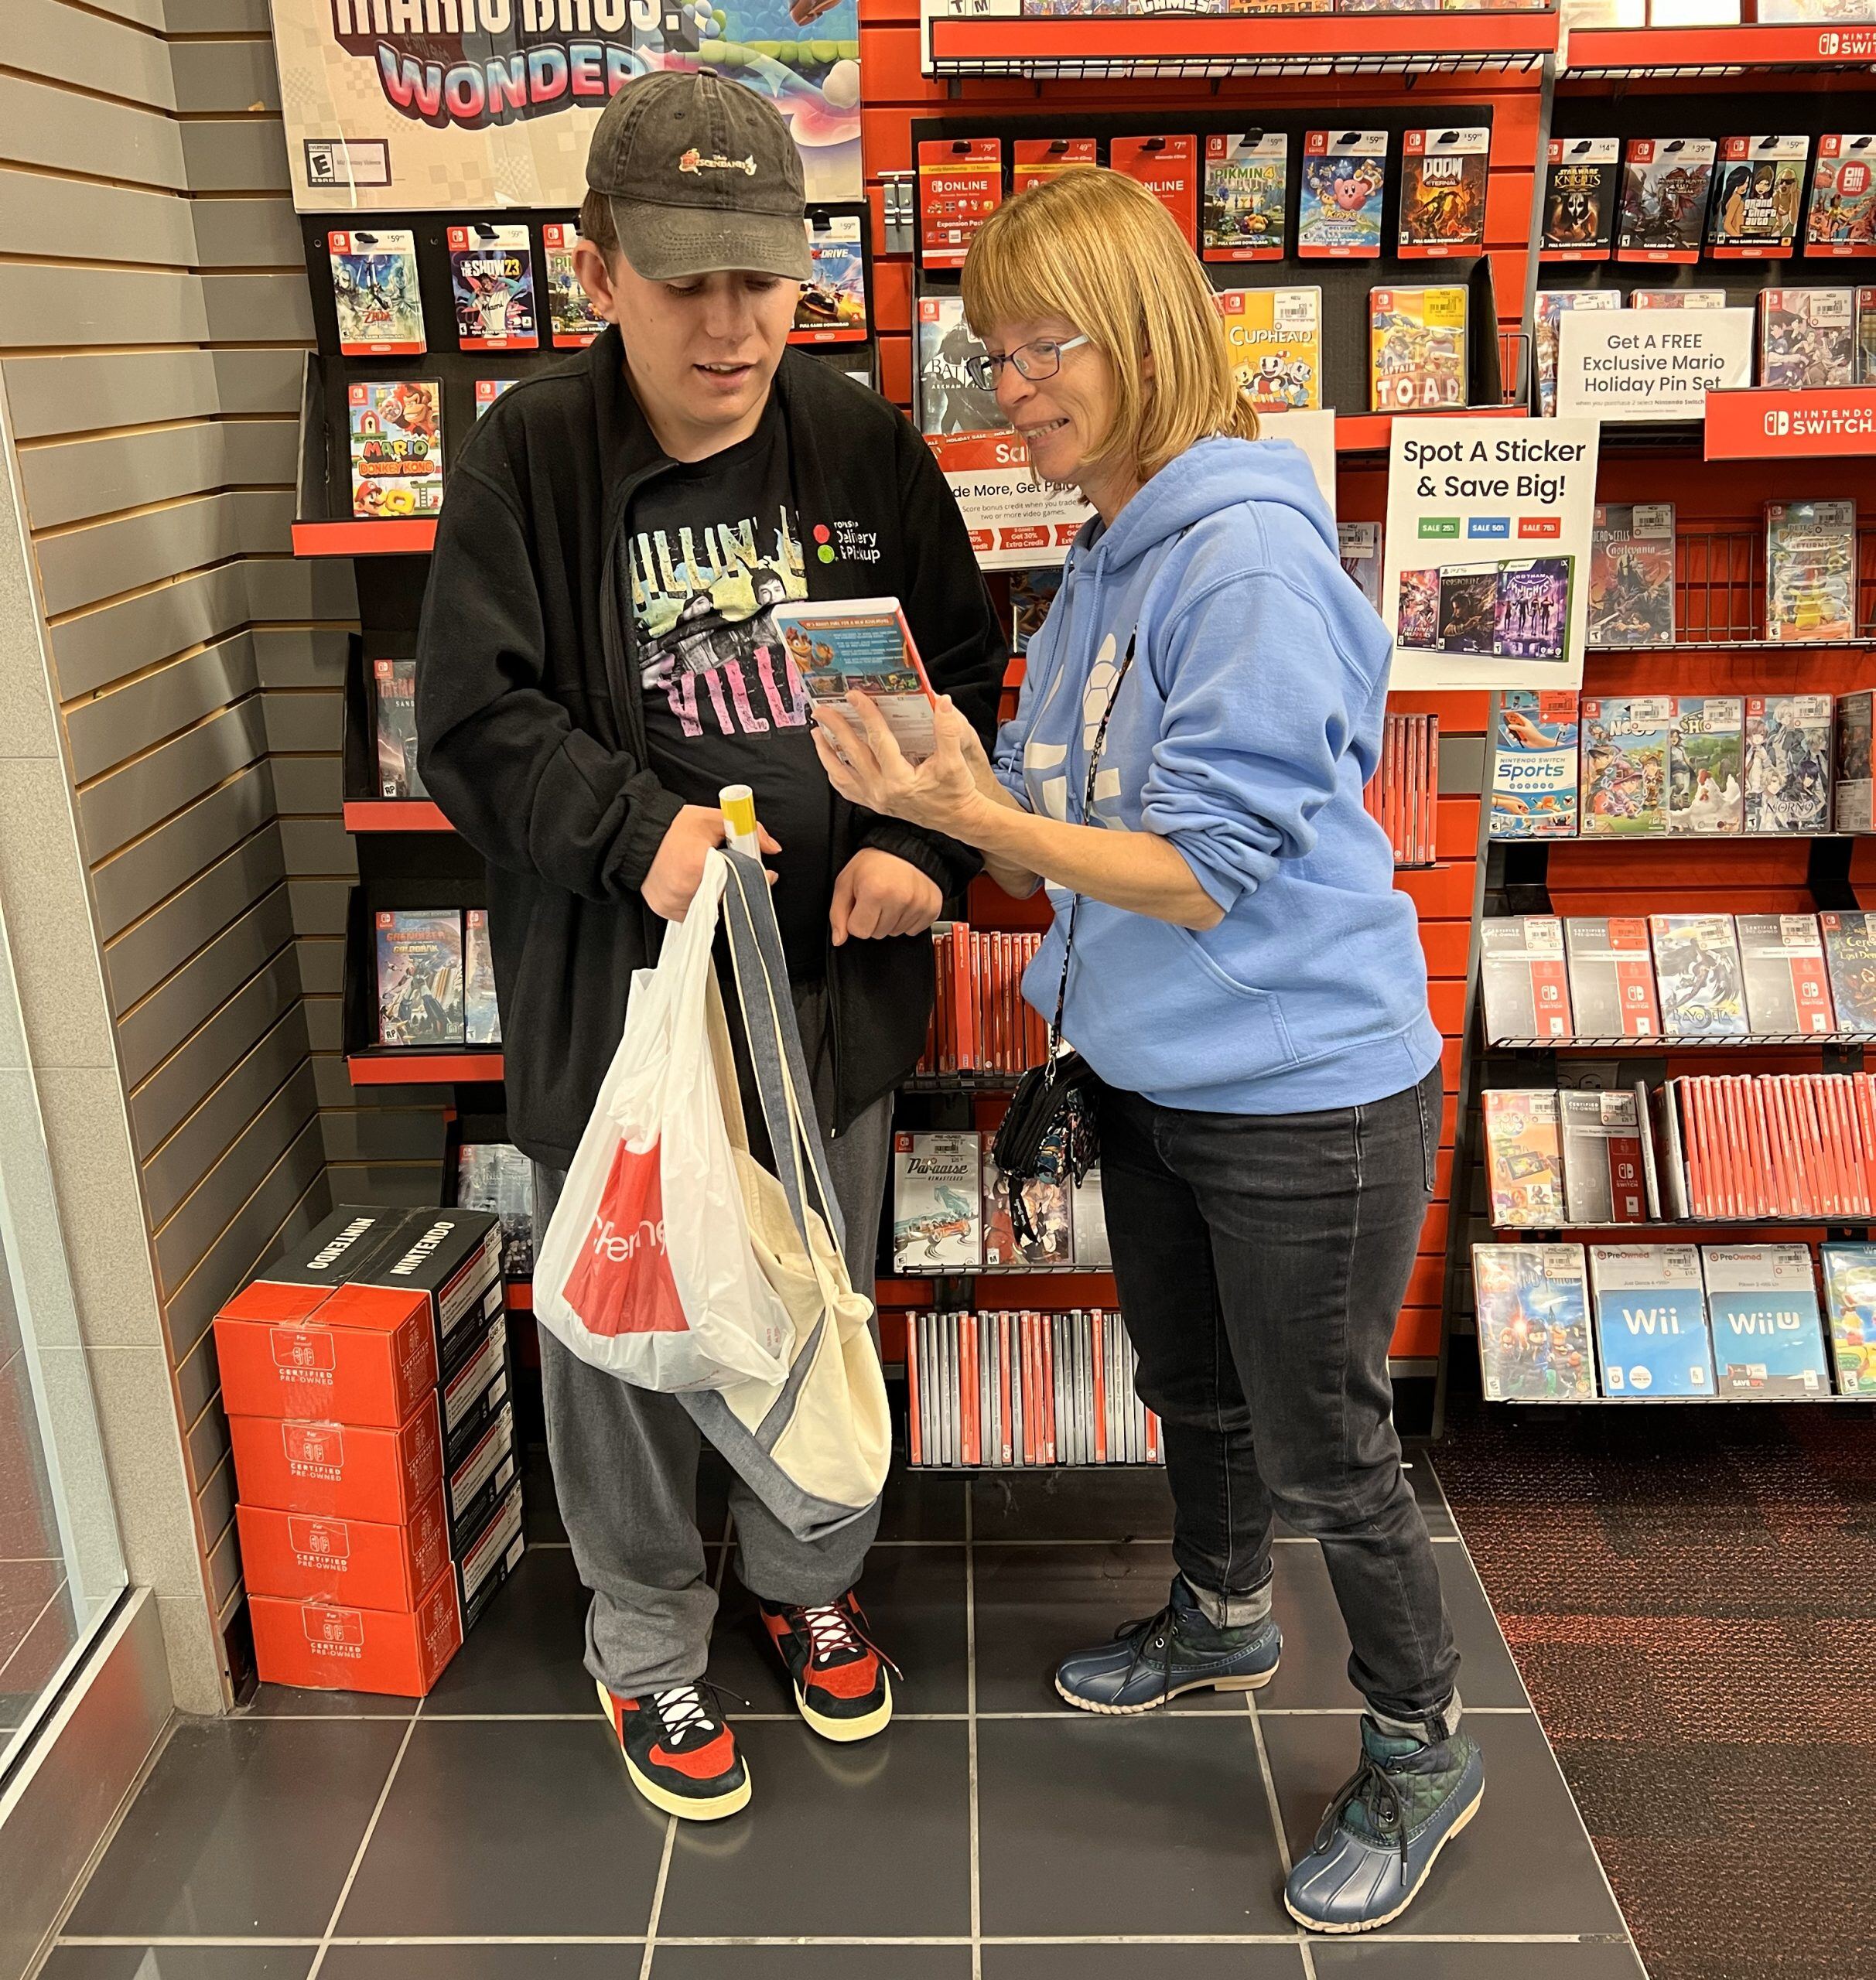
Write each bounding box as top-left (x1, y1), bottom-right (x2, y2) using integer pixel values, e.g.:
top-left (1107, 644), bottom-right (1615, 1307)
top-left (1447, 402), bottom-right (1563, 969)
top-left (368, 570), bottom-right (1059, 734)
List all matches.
top-left (810, 165), bottom-right (1478, 1936)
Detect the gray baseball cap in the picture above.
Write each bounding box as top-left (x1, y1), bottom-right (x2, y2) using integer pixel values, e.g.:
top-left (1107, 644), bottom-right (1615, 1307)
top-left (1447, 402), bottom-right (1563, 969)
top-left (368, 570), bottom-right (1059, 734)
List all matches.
top-left (586, 70), bottom-right (811, 283)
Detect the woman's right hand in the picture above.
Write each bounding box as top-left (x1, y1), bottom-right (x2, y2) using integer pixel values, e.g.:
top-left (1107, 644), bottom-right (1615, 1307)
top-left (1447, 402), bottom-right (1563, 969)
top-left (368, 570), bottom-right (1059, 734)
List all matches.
top-left (940, 698), bottom-right (1004, 803)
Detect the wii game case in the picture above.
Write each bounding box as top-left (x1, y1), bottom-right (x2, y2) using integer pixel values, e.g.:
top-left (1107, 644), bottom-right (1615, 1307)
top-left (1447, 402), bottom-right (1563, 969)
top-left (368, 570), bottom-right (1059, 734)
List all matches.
top-left (1396, 568), bottom-right (1440, 647)
top-left (1649, 913), bottom-right (1748, 1038)
top-left (1820, 1243), bottom-right (1876, 1395)
top-left (375, 910), bottom-right (465, 1048)
top-left (1758, 289), bottom-right (1857, 390)
top-left (1743, 695), bottom-right (1832, 835)
top-left (1588, 1244), bottom-right (1715, 1399)
top-left (1616, 138), bottom-right (1717, 265)
top-left (542, 222), bottom-right (604, 349)
top-left (455, 1142), bottom-right (534, 1282)
top-left (1010, 569), bottom-right (1061, 655)
top-left (1471, 1244), bottom-right (1596, 1401)
top-left (1708, 136), bottom-right (1809, 260)
top-left (1482, 1090), bottom-right (1567, 1227)
top-left (1705, 1245), bottom-right (1830, 1398)
top-left (463, 909), bottom-right (499, 1046)
top-left (776, 597), bottom-right (938, 764)
top-left (372, 658), bottom-right (424, 800)
top-left (1587, 504), bottom-right (1675, 648)
top-left (448, 224), bottom-right (538, 352)
top-left (1535, 291), bottom-right (1620, 418)
top-left (1490, 691), bottom-right (1579, 839)
top-left (328, 228), bottom-right (424, 356)
top-left (1628, 288), bottom-right (1727, 308)
top-left (1834, 690), bottom-right (1873, 833)
top-left (1202, 132), bottom-right (1290, 263)
top-left (1369, 288), bottom-right (1468, 411)
top-left (1299, 131), bottom-right (1388, 258)
top-left (1540, 139), bottom-right (1620, 262)
top-left (1398, 128), bottom-right (1489, 259)
top-left (1766, 500), bottom-right (1857, 644)
top-left (1563, 917), bottom-right (1662, 1040)
top-left (1579, 695), bottom-right (1671, 837)
top-left (348, 381), bottom-right (443, 522)
top-left (473, 379), bottom-right (518, 419)
top-left (1737, 914), bottom-right (1835, 1036)
top-left (1806, 135), bottom-right (1876, 258)
top-left (1480, 916), bottom-right (1571, 1042)
top-left (1821, 910), bottom-right (1876, 1034)
top-left (1215, 288), bottom-right (1321, 412)
top-left (1494, 559), bottom-right (1572, 664)
top-left (1338, 523), bottom-right (1384, 609)
top-left (794, 213), bottom-right (869, 345)
top-left (1666, 696), bottom-right (1744, 836)
top-left (892, 1132), bottom-right (983, 1270)
top-left (1561, 1089), bottom-right (1647, 1227)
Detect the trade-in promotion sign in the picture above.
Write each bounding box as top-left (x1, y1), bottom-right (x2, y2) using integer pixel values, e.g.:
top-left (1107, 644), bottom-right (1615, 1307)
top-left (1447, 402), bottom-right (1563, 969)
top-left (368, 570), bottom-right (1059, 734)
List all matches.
top-left (1555, 308), bottom-right (1754, 422)
top-left (1383, 417), bottom-right (1600, 692)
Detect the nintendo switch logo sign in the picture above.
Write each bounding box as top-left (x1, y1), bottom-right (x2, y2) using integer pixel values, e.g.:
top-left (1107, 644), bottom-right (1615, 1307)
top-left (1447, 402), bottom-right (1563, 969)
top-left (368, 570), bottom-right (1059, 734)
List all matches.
top-left (1765, 410), bottom-right (1790, 437)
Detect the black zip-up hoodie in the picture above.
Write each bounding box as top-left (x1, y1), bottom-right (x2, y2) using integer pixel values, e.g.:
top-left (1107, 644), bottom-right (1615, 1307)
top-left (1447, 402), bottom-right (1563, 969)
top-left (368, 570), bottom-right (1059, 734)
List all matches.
top-left (415, 329), bottom-right (1007, 1169)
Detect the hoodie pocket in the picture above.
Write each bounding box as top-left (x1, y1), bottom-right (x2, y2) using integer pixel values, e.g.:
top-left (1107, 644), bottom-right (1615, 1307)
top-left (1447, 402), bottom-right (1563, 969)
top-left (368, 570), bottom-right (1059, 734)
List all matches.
top-left (1174, 929), bottom-right (1300, 1067)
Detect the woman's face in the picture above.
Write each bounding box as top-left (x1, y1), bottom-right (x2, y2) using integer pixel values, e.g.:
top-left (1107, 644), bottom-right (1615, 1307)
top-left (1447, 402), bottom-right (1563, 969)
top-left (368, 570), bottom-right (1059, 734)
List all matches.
top-left (985, 315), bottom-right (1115, 491)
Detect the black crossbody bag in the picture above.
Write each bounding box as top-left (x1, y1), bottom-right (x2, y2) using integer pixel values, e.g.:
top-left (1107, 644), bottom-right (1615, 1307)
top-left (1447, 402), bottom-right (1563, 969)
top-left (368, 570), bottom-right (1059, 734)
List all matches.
top-left (990, 633), bottom-right (1138, 1244)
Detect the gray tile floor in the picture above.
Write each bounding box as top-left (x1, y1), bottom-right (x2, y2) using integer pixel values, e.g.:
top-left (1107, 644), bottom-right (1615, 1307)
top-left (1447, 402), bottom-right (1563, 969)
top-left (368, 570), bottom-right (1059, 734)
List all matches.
top-left (41, 1452), bottom-right (1645, 1980)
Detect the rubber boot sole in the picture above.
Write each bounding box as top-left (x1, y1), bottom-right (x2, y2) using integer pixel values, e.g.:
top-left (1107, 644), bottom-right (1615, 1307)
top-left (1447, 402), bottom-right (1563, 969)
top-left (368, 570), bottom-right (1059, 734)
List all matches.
top-left (598, 1678), bottom-right (753, 1822)
top-left (1054, 1663), bottom-right (1279, 1716)
top-left (1284, 1780), bottom-right (1485, 1934)
top-left (796, 1671), bottom-right (894, 1743)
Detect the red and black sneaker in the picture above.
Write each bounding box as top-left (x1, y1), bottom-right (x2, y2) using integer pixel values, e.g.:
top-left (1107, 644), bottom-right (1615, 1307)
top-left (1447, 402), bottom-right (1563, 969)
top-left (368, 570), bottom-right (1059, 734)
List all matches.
top-left (757, 1589), bottom-right (897, 1743)
top-left (596, 1678), bottom-right (751, 1821)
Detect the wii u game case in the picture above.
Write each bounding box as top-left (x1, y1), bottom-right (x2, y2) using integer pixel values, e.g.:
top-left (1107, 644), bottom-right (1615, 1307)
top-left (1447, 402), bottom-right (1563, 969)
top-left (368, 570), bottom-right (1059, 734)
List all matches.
top-left (1563, 917), bottom-right (1661, 1040)
top-left (1494, 559), bottom-right (1572, 664)
top-left (1539, 139), bottom-right (1620, 262)
top-left (1666, 696), bottom-right (1744, 836)
top-left (1535, 290), bottom-right (1621, 418)
top-left (473, 379), bottom-right (518, 419)
top-left (1707, 136), bottom-right (1809, 259)
top-left (1765, 500), bottom-right (1857, 644)
top-left (1834, 690), bottom-right (1874, 833)
top-left (1616, 138), bottom-right (1717, 265)
top-left (1706, 1245), bottom-right (1830, 1398)
top-left (1202, 132), bottom-right (1290, 263)
top-left (793, 213), bottom-right (869, 345)
top-left (455, 1142), bottom-right (534, 1282)
top-left (1480, 917), bottom-right (1571, 1041)
top-left (1369, 288), bottom-right (1468, 411)
top-left (1482, 1090), bottom-right (1567, 1227)
top-left (374, 910), bottom-right (465, 1048)
top-left (1337, 523), bottom-right (1384, 609)
top-left (1560, 1090), bottom-right (1647, 1227)
top-left (348, 381), bottom-right (443, 522)
top-left (1398, 127), bottom-right (1489, 259)
top-left (328, 228), bottom-right (424, 356)
top-left (463, 909), bottom-right (499, 1046)
top-left (775, 597), bottom-right (938, 764)
top-left (1742, 695), bottom-right (1832, 835)
top-left (892, 1132), bottom-right (983, 1271)
top-left (1579, 695), bottom-right (1671, 837)
top-left (1806, 135), bottom-right (1876, 258)
top-left (1649, 913), bottom-right (1748, 1038)
top-left (448, 223), bottom-right (538, 352)
top-left (1737, 914), bottom-right (1835, 1036)
top-left (1758, 289), bottom-right (1857, 390)
top-left (1588, 1244), bottom-right (1715, 1399)
top-left (1490, 691), bottom-right (1579, 840)
top-left (1587, 504), bottom-right (1675, 648)
top-left (372, 658), bottom-right (424, 800)
top-left (542, 221), bottom-right (604, 349)
top-left (1820, 1243), bottom-right (1876, 1395)
top-left (1215, 288), bottom-right (1321, 412)
top-left (1435, 565), bottom-right (1497, 655)
top-left (1299, 131), bottom-right (1388, 258)
top-left (1471, 1244), bottom-right (1596, 1401)
top-left (1820, 910), bottom-right (1876, 1035)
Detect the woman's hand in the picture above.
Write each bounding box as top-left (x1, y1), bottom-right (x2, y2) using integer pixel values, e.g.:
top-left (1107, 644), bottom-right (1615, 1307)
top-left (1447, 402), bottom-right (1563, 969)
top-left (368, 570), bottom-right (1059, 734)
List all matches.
top-left (812, 693), bottom-right (991, 839)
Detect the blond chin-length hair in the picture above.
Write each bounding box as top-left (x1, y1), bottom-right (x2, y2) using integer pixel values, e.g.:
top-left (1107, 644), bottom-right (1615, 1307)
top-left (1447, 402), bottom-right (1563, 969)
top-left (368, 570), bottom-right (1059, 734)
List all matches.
top-left (960, 167), bottom-right (1260, 489)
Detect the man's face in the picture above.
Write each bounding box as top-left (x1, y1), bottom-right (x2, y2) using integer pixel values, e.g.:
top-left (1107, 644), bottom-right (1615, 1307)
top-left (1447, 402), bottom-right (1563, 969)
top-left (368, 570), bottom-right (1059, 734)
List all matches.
top-left (576, 241), bottom-right (798, 458)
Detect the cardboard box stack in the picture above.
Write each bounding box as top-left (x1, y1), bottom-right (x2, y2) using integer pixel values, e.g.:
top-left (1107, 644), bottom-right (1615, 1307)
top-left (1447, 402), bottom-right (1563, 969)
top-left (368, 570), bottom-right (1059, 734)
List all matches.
top-left (217, 1205), bottom-right (525, 1695)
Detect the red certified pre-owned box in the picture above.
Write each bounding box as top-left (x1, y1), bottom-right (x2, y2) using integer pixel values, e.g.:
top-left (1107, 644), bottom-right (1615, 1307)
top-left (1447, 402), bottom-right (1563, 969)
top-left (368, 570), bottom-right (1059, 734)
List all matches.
top-left (249, 1562), bottom-right (463, 1696)
top-left (235, 1484), bottom-right (452, 1610)
top-left (214, 1279), bottom-right (439, 1429)
top-left (228, 1396), bottom-right (443, 1524)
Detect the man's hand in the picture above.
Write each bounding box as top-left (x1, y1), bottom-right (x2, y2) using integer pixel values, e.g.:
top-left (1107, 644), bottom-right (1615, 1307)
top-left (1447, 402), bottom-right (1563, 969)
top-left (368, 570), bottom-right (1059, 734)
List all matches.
top-left (831, 848), bottom-right (943, 947)
top-left (644, 804), bottom-right (781, 921)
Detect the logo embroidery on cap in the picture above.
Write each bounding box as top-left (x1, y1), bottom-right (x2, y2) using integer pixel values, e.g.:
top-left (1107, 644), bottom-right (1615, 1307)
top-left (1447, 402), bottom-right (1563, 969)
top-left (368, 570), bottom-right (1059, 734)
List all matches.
top-left (678, 149), bottom-right (757, 176)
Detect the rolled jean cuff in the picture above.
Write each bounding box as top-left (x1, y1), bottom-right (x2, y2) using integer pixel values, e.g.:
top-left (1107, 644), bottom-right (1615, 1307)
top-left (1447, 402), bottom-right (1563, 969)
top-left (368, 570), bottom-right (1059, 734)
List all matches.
top-left (1182, 1572), bottom-right (1273, 1630)
top-left (1369, 1692), bottom-right (1463, 1743)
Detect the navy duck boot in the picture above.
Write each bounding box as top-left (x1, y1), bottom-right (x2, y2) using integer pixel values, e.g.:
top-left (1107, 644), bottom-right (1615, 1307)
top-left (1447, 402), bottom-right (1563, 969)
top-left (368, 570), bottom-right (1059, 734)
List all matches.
top-left (1284, 1712), bottom-right (1485, 1934)
top-left (1054, 1573), bottom-right (1282, 1715)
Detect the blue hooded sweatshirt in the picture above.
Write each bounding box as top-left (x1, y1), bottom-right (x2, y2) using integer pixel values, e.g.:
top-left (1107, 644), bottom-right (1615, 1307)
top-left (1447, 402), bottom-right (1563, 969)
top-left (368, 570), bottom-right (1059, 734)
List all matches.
top-left (993, 434), bottom-right (1441, 1115)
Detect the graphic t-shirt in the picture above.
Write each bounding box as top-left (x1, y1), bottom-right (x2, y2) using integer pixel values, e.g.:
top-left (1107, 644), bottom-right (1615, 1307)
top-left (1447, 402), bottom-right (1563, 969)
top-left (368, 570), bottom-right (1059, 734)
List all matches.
top-left (627, 401), bottom-right (832, 976)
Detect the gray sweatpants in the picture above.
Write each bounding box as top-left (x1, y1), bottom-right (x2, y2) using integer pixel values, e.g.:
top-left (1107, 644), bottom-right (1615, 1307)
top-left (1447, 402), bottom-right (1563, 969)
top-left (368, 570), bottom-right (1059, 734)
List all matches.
top-left (532, 978), bottom-right (892, 1698)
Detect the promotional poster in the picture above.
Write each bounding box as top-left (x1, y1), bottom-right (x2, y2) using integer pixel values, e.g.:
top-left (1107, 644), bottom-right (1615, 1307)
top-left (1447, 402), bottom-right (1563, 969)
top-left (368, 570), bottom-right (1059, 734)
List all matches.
top-left (1383, 418), bottom-right (1600, 691)
top-left (271, 0), bottom-right (864, 211)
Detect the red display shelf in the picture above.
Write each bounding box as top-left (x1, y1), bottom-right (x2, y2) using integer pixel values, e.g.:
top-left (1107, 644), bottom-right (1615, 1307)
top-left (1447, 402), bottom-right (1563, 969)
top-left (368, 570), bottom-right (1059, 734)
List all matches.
top-left (343, 799), bottom-right (453, 833)
top-left (292, 518), bottom-right (437, 558)
top-left (876, 1272), bottom-right (1118, 1306)
top-left (927, 9), bottom-right (1557, 80)
top-left (1703, 386), bottom-right (1876, 463)
top-left (1335, 405), bottom-right (1528, 453)
top-left (1563, 21), bottom-right (1876, 77)
top-left (505, 1281), bottom-right (533, 1312)
top-left (347, 1050), bottom-right (504, 1085)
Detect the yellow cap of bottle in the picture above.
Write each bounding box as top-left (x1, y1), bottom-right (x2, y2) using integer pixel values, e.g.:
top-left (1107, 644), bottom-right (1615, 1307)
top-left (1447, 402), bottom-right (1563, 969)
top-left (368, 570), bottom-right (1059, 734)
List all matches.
top-left (719, 783), bottom-right (759, 855)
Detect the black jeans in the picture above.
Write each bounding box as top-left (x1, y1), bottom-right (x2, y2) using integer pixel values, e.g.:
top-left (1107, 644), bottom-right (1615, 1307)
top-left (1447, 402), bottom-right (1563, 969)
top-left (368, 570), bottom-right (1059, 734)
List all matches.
top-left (1094, 1064), bottom-right (1459, 1724)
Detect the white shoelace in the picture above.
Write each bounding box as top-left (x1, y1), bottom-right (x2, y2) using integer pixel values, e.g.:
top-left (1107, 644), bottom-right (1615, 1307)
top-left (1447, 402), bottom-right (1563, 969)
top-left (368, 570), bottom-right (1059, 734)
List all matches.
top-left (651, 1682), bottom-right (719, 1743)
top-left (801, 1603), bottom-right (862, 1666)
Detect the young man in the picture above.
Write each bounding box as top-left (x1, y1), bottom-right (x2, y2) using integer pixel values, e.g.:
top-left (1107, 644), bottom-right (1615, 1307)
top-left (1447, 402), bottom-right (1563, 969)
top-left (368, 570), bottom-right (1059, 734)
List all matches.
top-left (415, 70), bottom-right (1005, 1821)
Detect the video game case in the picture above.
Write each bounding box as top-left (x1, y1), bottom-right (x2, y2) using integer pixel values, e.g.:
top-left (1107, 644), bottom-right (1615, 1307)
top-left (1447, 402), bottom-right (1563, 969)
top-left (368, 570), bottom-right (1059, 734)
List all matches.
top-left (1482, 1089), bottom-right (1567, 1227)
top-left (1299, 131), bottom-right (1388, 258)
top-left (1587, 503), bottom-right (1675, 649)
top-left (1471, 1244), bottom-right (1597, 1401)
top-left (983, 1166), bottom-right (1073, 1268)
top-left (1743, 694), bottom-right (1832, 835)
top-left (1560, 1089), bottom-right (1647, 1227)
top-left (542, 220), bottom-right (604, 350)
top-left (348, 381), bottom-right (443, 523)
top-left (1588, 1243), bottom-right (1716, 1400)
top-left (448, 223), bottom-right (537, 352)
top-left (1616, 137), bottom-right (1717, 265)
top-left (375, 910), bottom-right (465, 1049)
top-left (1215, 288), bottom-right (1321, 413)
top-left (1480, 916), bottom-right (1572, 1042)
top-left (1821, 909), bottom-right (1876, 1034)
top-left (1563, 917), bottom-right (1661, 1040)
top-left (1766, 499), bottom-right (1857, 644)
top-left (1010, 570), bottom-right (1061, 655)
top-left (1667, 696), bottom-right (1744, 836)
top-left (1708, 135), bottom-right (1809, 259)
top-left (1338, 522), bottom-right (1384, 609)
top-left (1535, 290), bottom-right (1621, 418)
top-left (1820, 1242), bottom-right (1876, 1394)
top-left (473, 379), bottom-right (518, 419)
top-left (1490, 691), bottom-right (1579, 840)
top-left (1737, 913), bottom-right (1837, 1036)
top-left (1369, 287), bottom-right (1468, 411)
top-left (328, 228), bottom-right (424, 357)
top-left (1649, 913), bottom-right (1749, 1038)
top-left (1759, 288), bottom-right (1857, 390)
top-left (1398, 127), bottom-right (1489, 258)
top-left (1539, 138), bottom-right (1620, 262)
top-left (371, 659), bottom-right (423, 801)
top-left (1861, 287), bottom-right (1876, 381)
top-left (1202, 131), bottom-right (1289, 263)
top-left (1579, 695), bottom-right (1672, 837)
top-left (1494, 558), bottom-right (1572, 664)
top-left (1705, 1244), bottom-right (1831, 1398)
top-left (1834, 690), bottom-right (1874, 833)
top-left (455, 1142), bottom-right (534, 1282)
top-left (1628, 288), bottom-right (1728, 308)
top-left (1805, 135), bottom-right (1876, 259)
top-left (463, 909), bottom-right (499, 1046)
top-left (893, 1132), bottom-right (983, 1270)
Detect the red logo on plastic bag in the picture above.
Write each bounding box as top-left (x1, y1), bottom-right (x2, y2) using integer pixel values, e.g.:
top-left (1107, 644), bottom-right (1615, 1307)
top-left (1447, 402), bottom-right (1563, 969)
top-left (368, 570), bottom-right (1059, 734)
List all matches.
top-left (560, 1138), bottom-right (689, 1337)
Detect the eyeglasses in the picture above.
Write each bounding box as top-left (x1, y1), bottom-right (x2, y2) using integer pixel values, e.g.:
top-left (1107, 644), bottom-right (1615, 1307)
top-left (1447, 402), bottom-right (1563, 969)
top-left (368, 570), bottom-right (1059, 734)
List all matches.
top-left (962, 334), bottom-right (1089, 393)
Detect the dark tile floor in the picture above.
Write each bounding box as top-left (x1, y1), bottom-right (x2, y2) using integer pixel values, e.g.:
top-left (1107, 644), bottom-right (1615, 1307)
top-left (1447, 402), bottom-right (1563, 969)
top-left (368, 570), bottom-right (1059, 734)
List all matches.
top-left (41, 1449), bottom-right (1645, 1980)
